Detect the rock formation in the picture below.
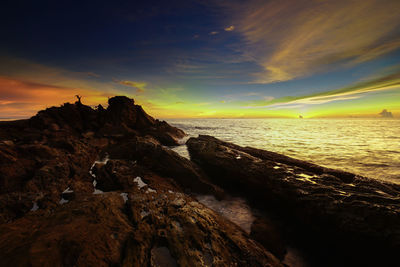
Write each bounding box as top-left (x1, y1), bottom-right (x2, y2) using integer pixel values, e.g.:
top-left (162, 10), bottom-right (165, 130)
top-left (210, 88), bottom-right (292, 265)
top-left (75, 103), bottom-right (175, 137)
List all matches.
top-left (0, 97), bottom-right (283, 266)
top-left (187, 135), bottom-right (400, 266)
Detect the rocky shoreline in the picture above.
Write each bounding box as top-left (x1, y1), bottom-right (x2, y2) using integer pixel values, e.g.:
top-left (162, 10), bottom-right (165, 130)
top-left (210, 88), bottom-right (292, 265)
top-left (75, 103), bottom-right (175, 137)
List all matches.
top-left (0, 96), bottom-right (399, 266)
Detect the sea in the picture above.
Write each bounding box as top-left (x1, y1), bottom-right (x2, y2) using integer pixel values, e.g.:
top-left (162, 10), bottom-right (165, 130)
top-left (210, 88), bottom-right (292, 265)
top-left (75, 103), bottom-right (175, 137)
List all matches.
top-left (166, 118), bottom-right (400, 185)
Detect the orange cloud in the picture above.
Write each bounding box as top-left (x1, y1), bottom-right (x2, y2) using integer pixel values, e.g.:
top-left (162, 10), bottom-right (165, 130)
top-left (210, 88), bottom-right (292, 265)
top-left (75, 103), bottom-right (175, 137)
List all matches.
top-left (227, 0), bottom-right (400, 83)
top-left (114, 79), bottom-right (147, 93)
top-left (0, 76), bottom-right (112, 119)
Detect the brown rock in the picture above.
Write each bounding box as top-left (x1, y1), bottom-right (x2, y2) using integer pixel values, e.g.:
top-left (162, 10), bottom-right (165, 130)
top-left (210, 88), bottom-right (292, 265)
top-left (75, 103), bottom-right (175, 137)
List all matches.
top-left (187, 135), bottom-right (400, 265)
top-left (0, 193), bottom-right (132, 267)
top-left (106, 137), bottom-right (223, 197)
top-left (250, 217), bottom-right (287, 260)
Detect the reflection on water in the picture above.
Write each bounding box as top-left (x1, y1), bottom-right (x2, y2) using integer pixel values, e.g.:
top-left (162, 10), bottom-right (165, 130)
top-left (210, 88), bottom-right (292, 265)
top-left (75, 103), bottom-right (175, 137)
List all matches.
top-left (167, 118), bottom-right (400, 184)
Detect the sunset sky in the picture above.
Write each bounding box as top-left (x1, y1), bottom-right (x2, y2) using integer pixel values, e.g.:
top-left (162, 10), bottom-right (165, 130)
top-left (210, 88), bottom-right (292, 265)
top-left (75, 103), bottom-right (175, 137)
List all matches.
top-left (1, 0), bottom-right (400, 119)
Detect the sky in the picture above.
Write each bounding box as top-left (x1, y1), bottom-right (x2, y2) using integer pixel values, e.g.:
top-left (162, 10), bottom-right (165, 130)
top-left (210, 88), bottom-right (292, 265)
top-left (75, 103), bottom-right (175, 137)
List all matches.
top-left (1, 0), bottom-right (400, 119)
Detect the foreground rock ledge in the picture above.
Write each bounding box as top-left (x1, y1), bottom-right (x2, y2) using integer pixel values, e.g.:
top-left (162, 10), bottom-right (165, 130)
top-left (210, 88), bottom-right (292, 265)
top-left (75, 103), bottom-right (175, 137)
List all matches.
top-left (187, 135), bottom-right (400, 266)
top-left (0, 97), bottom-right (283, 267)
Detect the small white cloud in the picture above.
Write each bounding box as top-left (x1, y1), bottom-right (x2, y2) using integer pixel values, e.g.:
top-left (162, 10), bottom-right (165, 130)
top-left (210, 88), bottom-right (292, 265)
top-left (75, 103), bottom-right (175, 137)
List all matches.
top-left (263, 96), bottom-right (275, 101)
top-left (224, 25), bottom-right (235, 31)
top-left (209, 31), bottom-right (219, 35)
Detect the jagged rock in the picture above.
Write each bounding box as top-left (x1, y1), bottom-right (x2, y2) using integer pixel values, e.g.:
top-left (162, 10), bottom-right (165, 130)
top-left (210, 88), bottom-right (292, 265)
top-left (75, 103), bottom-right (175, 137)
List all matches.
top-left (1, 96), bottom-right (185, 146)
top-left (187, 135), bottom-right (400, 266)
top-left (0, 160), bottom-right (283, 266)
top-left (100, 96), bottom-right (185, 145)
top-left (105, 136), bottom-right (224, 197)
top-left (0, 193), bottom-right (133, 266)
top-left (105, 96), bottom-right (155, 129)
top-left (94, 160), bottom-right (282, 266)
top-left (0, 98), bottom-right (286, 266)
top-left (123, 188), bottom-right (282, 267)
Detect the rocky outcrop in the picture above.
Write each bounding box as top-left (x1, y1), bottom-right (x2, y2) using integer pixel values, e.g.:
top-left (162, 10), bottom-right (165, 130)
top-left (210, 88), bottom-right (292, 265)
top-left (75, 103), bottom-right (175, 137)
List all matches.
top-left (0, 157), bottom-right (283, 266)
top-left (187, 135), bottom-right (400, 266)
top-left (0, 98), bottom-right (284, 266)
top-left (3, 96), bottom-right (184, 146)
top-left (105, 136), bottom-right (224, 197)
top-left (0, 193), bottom-right (132, 267)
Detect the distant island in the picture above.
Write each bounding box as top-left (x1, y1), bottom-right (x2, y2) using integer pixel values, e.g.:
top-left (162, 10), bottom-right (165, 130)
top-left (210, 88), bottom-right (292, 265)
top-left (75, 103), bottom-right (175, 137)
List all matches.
top-left (0, 96), bottom-right (399, 266)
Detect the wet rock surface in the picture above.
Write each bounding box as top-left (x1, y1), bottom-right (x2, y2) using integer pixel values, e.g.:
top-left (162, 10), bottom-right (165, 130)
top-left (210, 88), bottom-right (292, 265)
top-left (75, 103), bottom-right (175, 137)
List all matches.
top-left (0, 98), bottom-right (283, 266)
top-left (187, 135), bottom-right (400, 266)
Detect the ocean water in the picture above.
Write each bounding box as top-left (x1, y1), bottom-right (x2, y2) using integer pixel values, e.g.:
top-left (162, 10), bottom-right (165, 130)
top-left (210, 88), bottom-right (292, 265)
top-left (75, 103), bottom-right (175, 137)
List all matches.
top-left (166, 118), bottom-right (400, 184)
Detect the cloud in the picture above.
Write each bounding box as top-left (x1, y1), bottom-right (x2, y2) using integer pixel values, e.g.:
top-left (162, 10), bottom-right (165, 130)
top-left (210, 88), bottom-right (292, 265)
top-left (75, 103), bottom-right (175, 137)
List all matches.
top-left (114, 79), bottom-right (147, 93)
top-left (209, 31), bottom-right (219, 35)
top-left (225, 0), bottom-right (400, 83)
top-left (86, 72), bottom-right (100, 78)
top-left (224, 25), bottom-right (235, 31)
top-left (0, 56), bottom-right (115, 92)
top-left (379, 109), bottom-right (393, 118)
top-left (194, 102), bottom-right (211, 106)
top-left (244, 69), bottom-right (400, 109)
top-left (263, 96), bottom-right (274, 101)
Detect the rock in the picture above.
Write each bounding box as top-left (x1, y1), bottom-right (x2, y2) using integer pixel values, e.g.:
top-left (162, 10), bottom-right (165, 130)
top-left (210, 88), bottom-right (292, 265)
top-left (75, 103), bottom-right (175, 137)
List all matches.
top-left (0, 193), bottom-right (132, 266)
top-left (0, 97), bottom-right (288, 266)
top-left (105, 96), bottom-right (154, 129)
top-left (250, 217), bottom-right (287, 260)
top-left (122, 179), bottom-right (283, 267)
top-left (102, 96), bottom-right (185, 145)
top-left (105, 137), bottom-right (224, 197)
top-left (187, 135), bottom-right (400, 266)
top-left (2, 96), bottom-right (184, 145)
top-left (90, 158), bottom-right (284, 266)
top-left (0, 162), bottom-right (284, 267)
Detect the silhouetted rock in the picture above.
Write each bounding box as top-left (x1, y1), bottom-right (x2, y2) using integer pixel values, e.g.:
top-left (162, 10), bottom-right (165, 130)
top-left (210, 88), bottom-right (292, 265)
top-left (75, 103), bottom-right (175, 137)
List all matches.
top-left (2, 96), bottom-right (185, 145)
top-left (187, 135), bottom-right (400, 266)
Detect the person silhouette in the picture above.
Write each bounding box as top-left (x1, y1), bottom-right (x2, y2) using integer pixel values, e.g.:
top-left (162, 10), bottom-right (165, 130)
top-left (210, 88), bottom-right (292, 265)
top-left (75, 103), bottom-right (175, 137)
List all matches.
top-left (75, 95), bottom-right (82, 105)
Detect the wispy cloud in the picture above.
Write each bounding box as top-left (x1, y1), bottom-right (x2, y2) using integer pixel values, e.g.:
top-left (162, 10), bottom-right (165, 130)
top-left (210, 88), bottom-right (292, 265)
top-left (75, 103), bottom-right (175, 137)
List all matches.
top-left (86, 72), bottom-right (101, 78)
top-left (224, 25), bottom-right (235, 31)
top-left (223, 91), bottom-right (274, 103)
top-left (244, 70), bottom-right (400, 109)
top-left (194, 102), bottom-right (212, 106)
top-left (225, 0), bottom-right (400, 83)
top-left (0, 56), bottom-right (115, 92)
top-left (114, 79), bottom-right (147, 93)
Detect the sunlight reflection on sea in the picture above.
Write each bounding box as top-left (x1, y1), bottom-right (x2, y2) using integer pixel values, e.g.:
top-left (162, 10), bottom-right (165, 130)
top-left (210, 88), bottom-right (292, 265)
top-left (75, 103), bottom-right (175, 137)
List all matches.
top-left (166, 118), bottom-right (400, 184)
